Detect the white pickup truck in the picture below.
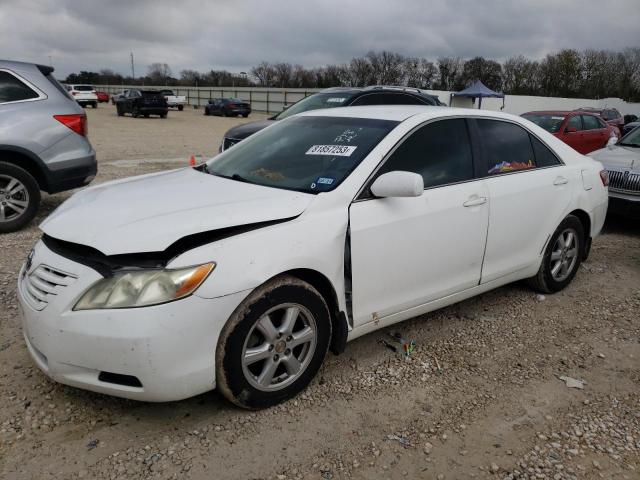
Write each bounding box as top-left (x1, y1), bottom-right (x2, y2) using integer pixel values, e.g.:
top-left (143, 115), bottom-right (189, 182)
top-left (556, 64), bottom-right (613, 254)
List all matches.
top-left (160, 90), bottom-right (187, 111)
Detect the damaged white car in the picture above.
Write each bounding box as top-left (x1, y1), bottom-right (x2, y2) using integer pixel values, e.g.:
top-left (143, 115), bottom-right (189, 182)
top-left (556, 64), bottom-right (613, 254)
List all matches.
top-left (17, 106), bottom-right (608, 409)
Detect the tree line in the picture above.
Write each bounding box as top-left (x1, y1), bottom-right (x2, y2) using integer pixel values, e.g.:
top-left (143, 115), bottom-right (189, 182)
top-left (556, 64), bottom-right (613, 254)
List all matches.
top-left (65, 47), bottom-right (640, 101)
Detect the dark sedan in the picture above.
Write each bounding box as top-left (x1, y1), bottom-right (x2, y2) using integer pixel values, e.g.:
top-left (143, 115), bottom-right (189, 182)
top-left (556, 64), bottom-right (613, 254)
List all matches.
top-left (205, 98), bottom-right (251, 118)
top-left (220, 86), bottom-right (443, 151)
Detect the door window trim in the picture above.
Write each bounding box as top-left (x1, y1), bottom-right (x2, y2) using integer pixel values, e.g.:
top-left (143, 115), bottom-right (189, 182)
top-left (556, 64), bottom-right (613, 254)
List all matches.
top-left (354, 116), bottom-right (479, 202)
top-left (0, 69), bottom-right (47, 105)
top-left (469, 117), bottom-right (564, 181)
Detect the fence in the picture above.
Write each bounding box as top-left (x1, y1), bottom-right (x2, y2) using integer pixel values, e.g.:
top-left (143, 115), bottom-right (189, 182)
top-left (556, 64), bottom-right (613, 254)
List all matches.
top-left (95, 85), bottom-right (640, 116)
top-left (96, 85), bottom-right (320, 114)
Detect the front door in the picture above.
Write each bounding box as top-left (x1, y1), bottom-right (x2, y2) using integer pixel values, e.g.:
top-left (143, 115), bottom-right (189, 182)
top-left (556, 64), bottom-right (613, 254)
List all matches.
top-left (349, 118), bottom-right (489, 327)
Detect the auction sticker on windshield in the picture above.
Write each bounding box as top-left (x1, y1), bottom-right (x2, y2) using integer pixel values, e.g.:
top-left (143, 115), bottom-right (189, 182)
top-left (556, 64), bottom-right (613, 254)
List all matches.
top-left (306, 145), bottom-right (357, 156)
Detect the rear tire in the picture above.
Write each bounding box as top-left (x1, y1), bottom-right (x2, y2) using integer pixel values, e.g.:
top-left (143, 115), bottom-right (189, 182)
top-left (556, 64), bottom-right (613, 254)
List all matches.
top-left (160, 113), bottom-right (167, 119)
top-left (178, 105), bottom-right (184, 111)
top-left (242, 114), bottom-right (249, 118)
top-left (0, 162), bottom-right (40, 233)
top-left (116, 105), bottom-right (124, 116)
top-left (91, 102), bottom-right (97, 109)
top-left (527, 215), bottom-right (584, 294)
top-left (132, 108), bottom-right (139, 118)
top-left (216, 275), bottom-right (331, 409)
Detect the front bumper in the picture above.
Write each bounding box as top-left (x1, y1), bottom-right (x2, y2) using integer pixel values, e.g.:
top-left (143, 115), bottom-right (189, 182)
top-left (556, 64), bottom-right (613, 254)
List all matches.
top-left (608, 191), bottom-right (640, 219)
top-left (17, 240), bottom-right (250, 402)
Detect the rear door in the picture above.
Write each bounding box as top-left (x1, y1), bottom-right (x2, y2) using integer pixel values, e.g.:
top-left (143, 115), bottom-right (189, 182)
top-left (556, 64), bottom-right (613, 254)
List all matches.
top-left (349, 118), bottom-right (489, 326)
top-left (473, 118), bottom-right (572, 283)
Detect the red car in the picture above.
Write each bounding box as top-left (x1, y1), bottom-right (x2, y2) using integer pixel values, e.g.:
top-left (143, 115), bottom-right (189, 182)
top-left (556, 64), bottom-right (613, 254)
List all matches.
top-left (522, 110), bottom-right (618, 154)
top-left (578, 107), bottom-right (624, 134)
top-left (95, 91), bottom-right (110, 103)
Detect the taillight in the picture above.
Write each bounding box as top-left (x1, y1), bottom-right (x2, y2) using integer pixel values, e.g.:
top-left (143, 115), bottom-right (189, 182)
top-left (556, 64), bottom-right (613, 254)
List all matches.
top-left (599, 170), bottom-right (609, 187)
top-left (54, 114), bottom-right (87, 137)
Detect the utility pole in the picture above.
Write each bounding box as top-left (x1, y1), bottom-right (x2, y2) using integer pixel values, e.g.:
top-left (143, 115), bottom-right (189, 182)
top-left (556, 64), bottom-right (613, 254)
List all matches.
top-left (130, 52), bottom-right (135, 81)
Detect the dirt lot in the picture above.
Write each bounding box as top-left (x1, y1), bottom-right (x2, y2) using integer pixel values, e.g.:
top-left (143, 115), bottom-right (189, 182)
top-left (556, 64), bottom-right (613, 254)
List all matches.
top-left (1, 105), bottom-right (639, 480)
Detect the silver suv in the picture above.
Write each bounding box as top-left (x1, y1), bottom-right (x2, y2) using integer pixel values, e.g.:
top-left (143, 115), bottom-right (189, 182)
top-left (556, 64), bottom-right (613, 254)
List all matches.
top-left (0, 60), bottom-right (97, 232)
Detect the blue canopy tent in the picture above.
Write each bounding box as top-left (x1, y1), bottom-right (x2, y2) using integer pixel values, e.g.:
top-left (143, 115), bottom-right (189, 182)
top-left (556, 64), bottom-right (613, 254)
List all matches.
top-left (450, 80), bottom-right (505, 109)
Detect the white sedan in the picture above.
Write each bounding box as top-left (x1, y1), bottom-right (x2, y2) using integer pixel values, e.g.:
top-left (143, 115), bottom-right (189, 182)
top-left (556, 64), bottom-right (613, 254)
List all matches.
top-left (17, 106), bottom-right (609, 409)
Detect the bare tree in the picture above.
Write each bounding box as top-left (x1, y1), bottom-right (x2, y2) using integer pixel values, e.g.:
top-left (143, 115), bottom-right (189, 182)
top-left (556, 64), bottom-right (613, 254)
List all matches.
top-left (367, 51), bottom-right (405, 85)
top-left (273, 63), bottom-right (294, 87)
top-left (147, 63), bottom-right (172, 85)
top-left (460, 57), bottom-right (503, 91)
top-left (436, 57), bottom-right (463, 90)
top-left (250, 62), bottom-right (276, 87)
top-left (404, 58), bottom-right (437, 88)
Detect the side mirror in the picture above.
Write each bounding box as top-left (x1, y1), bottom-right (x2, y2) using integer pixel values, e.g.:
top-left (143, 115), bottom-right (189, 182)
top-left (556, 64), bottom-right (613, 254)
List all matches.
top-left (370, 171), bottom-right (424, 198)
top-left (566, 127), bottom-right (578, 133)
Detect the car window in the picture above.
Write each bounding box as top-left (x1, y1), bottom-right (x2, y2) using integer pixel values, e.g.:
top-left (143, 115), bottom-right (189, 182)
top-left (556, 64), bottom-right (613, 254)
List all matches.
top-left (566, 115), bottom-right (582, 131)
top-left (351, 92), bottom-right (427, 107)
top-left (0, 71), bottom-right (39, 103)
top-left (521, 114), bottom-right (566, 133)
top-left (207, 116), bottom-right (398, 194)
top-left (376, 119), bottom-right (474, 189)
top-left (530, 136), bottom-right (561, 168)
top-left (477, 119), bottom-right (536, 175)
top-left (74, 85), bottom-right (94, 91)
top-left (582, 115), bottom-right (602, 130)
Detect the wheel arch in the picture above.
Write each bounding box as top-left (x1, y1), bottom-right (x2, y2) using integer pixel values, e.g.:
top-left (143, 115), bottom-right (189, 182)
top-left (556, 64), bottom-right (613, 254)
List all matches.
top-left (567, 208), bottom-right (592, 260)
top-left (277, 268), bottom-right (348, 355)
top-left (0, 147), bottom-right (49, 191)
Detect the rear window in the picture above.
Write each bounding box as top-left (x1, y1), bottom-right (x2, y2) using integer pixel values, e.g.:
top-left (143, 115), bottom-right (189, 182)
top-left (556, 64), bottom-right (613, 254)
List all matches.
top-left (0, 71), bottom-right (39, 103)
top-left (522, 114), bottom-right (566, 133)
top-left (73, 85), bottom-right (94, 91)
top-left (160, 90), bottom-right (174, 95)
top-left (45, 74), bottom-right (72, 98)
top-left (275, 92), bottom-right (357, 120)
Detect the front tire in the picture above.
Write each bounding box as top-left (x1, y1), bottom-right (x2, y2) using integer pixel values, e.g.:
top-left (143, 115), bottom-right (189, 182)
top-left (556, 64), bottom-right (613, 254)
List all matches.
top-left (91, 102), bottom-right (97, 109)
top-left (0, 162), bottom-right (40, 233)
top-left (216, 275), bottom-right (331, 409)
top-left (178, 105), bottom-right (184, 111)
top-left (528, 215), bottom-right (584, 293)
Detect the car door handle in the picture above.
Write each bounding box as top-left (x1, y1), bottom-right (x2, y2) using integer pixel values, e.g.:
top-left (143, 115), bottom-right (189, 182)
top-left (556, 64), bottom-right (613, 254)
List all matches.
top-left (463, 196), bottom-right (487, 207)
top-left (553, 176), bottom-right (569, 186)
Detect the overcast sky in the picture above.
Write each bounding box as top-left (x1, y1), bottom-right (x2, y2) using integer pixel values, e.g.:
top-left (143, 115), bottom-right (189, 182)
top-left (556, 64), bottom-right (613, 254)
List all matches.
top-left (1, 0), bottom-right (639, 78)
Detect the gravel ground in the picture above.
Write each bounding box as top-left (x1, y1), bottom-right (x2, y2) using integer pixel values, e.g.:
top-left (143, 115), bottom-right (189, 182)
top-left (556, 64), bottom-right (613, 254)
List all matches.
top-left (1, 105), bottom-right (639, 479)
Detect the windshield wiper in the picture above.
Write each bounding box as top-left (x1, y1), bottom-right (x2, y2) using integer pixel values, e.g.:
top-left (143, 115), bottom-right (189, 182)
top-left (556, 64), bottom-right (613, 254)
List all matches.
top-left (209, 171), bottom-right (252, 184)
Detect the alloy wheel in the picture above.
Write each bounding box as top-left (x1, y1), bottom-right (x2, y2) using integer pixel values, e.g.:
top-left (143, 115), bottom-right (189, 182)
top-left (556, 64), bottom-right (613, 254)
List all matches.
top-left (0, 174), bottom-right (30, 223)
top-left (550, 228), bottom-right (578, 282)
top-left (241, 303), bottom-right (317, 392)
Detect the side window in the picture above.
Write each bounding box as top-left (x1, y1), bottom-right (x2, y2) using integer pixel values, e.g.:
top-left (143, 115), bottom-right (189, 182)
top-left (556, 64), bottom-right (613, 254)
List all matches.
top-left (376, 93), bottom-right (425, 105)
top-left (350, 94), bottom-right (380, 106)
top-left (566, 115), bottom-right (582, 131)
top-left (477, 119), bottom-right (536, 175)
top-left (377, 119), bottom-right (474, 189)
top-left (582, 115), bottom-right (601, 130)
top-left (530, 136), bottom-right (561, 168)
top-left (0, 71), bottom-right (39, 103)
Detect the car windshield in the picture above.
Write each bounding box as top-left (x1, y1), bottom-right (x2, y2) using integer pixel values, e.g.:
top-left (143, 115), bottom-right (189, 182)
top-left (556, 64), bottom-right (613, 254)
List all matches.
top-left (274, 92), bottom-right (357, 120)
top-left (619, 127), bottom-right (640, 147)
top-left (228, 98), bottom-right (243, 103)
top-left (160, 90), bottom-right (174, 95)
top-left (206, 116), bottom-right (398, 194)
top-left (522, 114), bottom-right (566, 133)
top-left (74, 85), bottom-right (94, 91)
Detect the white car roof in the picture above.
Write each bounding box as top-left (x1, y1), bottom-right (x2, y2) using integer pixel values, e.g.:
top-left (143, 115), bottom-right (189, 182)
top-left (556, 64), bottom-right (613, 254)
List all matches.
top-left (299, 105), bottom-right (524, 124)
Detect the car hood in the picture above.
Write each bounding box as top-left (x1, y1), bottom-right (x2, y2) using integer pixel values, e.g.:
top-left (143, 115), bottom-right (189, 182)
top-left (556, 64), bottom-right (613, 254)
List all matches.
top-left (588, 145), bottom-right (640, 172)
top-left (224, 119), bottom-right (276, 140)
top-left (40, 168), bottom-right (314, 255)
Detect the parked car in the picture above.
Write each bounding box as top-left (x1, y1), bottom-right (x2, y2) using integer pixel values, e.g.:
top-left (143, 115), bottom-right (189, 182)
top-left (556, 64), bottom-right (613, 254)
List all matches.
top-left (95, 91), bottom-right (109, 103)
top-left (578, 107), bottom-right (624, 133)
top-left (621, 120), bottom-right (639, 136)
top-left (160, 89), bottom-right (186, 111)
top-left (65, 84), bottom-right (98, 108)
top-left (18, 106), bottom-right (608, 407)
top-left (111, 90), bottom-right (129, 105)
top-left (623, 114), bottom-right (637, 125)
top-left (220, 86), bottom-right (443, 151)
top-left (205, 98), bottom-right (251, 118)
top-left (588, 126), bottom-right (640, 218)
top-left (522, 110), bottom-right (618, 154)
top-left (115, 89), bottom-right (168, 118)
top-left (0, 60), bottom-right (96, 232)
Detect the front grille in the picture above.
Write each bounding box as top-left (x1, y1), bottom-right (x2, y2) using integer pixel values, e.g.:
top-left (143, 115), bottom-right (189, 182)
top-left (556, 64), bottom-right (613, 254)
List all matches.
top-left (223, 137), bottom-right (240, 151)
top-left (22, 265), bottom-right (77, 311)
top-left (608, 170), bottom-right (640, 193)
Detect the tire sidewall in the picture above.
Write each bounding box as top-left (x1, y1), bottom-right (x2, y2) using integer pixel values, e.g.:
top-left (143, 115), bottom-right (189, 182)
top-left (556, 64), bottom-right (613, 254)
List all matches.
top-left (0, 162), bottom-right (40, 233)
top-left (540, 215), bottom-right (584, 292)
top-left (217, 278), bottom-right (331, 409)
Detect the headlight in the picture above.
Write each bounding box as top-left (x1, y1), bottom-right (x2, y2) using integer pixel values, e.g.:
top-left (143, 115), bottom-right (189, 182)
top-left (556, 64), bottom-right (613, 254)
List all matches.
top-left (74, 263), bottom-right (215, 310)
